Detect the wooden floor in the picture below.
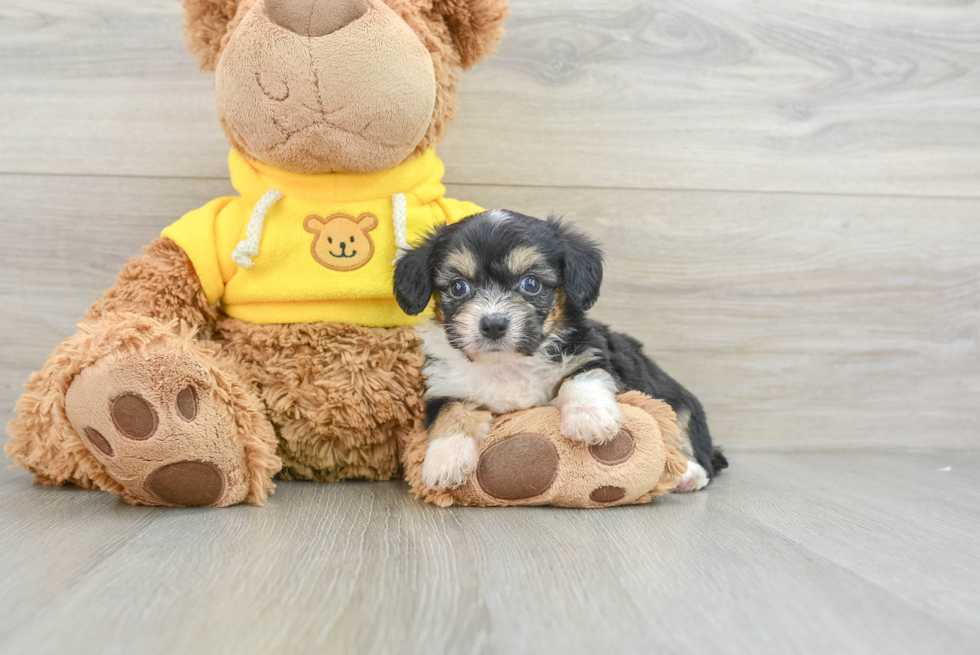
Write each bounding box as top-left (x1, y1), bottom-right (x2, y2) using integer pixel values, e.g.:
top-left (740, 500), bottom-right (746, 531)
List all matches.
top-left (2, 453), bottom-right (979, 654)
top-left (2, 0), bottom-right (979, 653)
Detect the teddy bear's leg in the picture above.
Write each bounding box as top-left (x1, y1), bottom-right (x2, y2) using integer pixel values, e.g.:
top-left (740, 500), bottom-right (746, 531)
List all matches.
top-left (218, 319), bottom-right (425, 482)
top-left (7, 314), bottom-right (280, 506)
top-left (402, 392), bottom-right (689, 508)
top-left (7, 238), bottom-right (280, 506)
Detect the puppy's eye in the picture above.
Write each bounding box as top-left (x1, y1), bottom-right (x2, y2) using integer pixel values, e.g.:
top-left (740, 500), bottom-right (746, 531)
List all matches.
top-left (520, 276), bottom-right (541, 295)
top-left (450, 279), bottom-right (470, 298)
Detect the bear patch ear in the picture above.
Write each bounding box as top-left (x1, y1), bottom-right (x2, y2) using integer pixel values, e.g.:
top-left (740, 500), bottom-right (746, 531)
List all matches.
top-left (303, 214), bottom-right (326, 233)
top-left (549, 217), bottom-right (604, 312)
top-left (432, 0), bottom-right (510, 69)
top-left (357, 213), bottom-right (379, 231)
top-left (182, 0), bottom-right (243, 71)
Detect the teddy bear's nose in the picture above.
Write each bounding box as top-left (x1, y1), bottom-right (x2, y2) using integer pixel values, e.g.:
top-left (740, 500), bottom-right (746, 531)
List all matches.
top-left (265, 0), bottom-right (369, 37)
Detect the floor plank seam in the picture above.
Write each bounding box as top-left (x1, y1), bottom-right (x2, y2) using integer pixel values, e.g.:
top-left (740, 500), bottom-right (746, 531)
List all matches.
top-left (2, 171), bottom-right (979, 203)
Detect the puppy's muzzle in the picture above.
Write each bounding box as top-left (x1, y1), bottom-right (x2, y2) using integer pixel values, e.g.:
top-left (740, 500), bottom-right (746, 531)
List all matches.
top-left (479, 314), bottom-right (510, 341)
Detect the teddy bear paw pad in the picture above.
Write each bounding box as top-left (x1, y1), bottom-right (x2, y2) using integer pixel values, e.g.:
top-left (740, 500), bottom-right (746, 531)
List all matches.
top-left (65, 349), bottom-right (249, 507)
top-left (144, 461), bottom-right (225, 507)
top-left (476, 433), bottom-right (559, 501)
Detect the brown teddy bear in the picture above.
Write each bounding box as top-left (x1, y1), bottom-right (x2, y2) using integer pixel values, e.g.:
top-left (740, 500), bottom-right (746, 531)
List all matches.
top-left (6, 0), bottom-right (685, 508)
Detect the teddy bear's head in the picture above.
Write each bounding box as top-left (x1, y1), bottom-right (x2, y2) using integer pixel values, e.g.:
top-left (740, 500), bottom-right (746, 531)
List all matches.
top-left (183, 0), bottom-right (508, 175)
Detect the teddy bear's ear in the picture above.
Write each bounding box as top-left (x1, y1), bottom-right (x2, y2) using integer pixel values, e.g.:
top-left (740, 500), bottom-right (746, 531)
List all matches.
top-left (182, 0), bottom-right (242, 71)
top-left (432, 0), bottom-right (510, 70)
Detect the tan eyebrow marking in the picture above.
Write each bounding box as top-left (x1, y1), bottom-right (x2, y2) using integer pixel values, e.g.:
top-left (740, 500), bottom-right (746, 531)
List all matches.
top-left (505, 246), bottom-right (543, 275)
top-left (543, 290), bottom-right (567, 335)
top-left (444, 248), bottom-right (477, 278)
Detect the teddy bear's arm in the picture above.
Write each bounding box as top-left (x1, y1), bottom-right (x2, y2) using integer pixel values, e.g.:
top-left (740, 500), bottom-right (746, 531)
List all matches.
top-left (84, 238), bottom-right (218, 332)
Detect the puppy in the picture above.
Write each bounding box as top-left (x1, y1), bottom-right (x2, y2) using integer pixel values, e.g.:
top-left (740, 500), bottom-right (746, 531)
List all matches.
top-left (393, 210), bottom-right (727, 492)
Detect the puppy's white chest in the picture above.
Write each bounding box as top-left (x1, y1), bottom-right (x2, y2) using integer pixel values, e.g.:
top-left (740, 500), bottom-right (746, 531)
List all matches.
top-left (418, 324), bottom-right (567, 413)
top-left (426, 357), bottom-right (563, 413)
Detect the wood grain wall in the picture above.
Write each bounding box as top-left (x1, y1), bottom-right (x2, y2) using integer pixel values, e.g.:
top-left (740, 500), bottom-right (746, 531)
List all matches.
top-left (2, 0), bottom-right (978, 451)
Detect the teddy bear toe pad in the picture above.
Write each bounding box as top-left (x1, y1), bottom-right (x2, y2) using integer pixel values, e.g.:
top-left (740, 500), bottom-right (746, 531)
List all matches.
top-left (589, 428), bottom-right (636, 465)
top-left (65, 349), bottom-right (248, 507)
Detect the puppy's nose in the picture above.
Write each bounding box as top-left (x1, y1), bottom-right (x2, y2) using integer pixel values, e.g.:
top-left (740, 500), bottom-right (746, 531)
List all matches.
top-left (265, 0), bottom-right (369, 37)
top-left (480, 315), bottom-right (510, 341)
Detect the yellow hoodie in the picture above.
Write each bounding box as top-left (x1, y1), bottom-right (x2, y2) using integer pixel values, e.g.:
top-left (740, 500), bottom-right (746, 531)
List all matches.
top-left (162, 149), bottom-right (482, 327)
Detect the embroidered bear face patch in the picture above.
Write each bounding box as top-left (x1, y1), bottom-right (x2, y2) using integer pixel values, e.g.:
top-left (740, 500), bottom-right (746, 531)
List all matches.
top-left (304, 213), bottom-right (378, 271)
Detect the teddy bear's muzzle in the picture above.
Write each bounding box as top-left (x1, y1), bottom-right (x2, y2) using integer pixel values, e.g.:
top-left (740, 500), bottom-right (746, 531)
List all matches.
top-left (215, 0), bottom-right (437, 174)
top-left (265, 0), bottom-right (369, 38)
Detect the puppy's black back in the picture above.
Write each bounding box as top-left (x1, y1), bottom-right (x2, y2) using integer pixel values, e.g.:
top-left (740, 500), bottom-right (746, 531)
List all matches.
top-left (587, 321), bottom-right (728, 477)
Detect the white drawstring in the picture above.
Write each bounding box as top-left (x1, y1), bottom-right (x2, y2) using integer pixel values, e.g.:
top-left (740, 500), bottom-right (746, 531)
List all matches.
top-left (231, 189), bottom-right (283, 269)
top-left (391, 192), bottom-right (408, 265)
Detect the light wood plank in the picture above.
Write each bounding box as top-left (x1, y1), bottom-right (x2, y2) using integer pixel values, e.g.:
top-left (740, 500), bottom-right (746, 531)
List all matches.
top-left (1, 0), bottom-right (978, 196)
top-left (3, 174), bottom-right (979, 450)
top-left (714, 451), bottom-right (980, 632)
top-left (1, 453), bottom-right (978, 655)
top-left (0, 475), bottom-right (162, 638)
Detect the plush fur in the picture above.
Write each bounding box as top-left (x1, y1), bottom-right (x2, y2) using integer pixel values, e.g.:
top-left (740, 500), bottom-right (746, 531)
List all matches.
top-left (183, 0), bottom-right (245, 71)
top-left (217, 318), bottom-right (425, 482)
top-left (394, 210), bottom-right (728, 491)
top-left (85, 238), bottom-right (218, 328)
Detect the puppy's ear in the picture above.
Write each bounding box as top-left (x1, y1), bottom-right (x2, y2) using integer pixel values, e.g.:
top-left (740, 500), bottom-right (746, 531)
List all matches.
top-left (550, 217), bottom-right (603, 311)
top-left (432, 0), bottom-right (510, 69)
top-left (394, 232), bottom-right (439, 316)
top-left (183, 0), bottom-right (242, 71)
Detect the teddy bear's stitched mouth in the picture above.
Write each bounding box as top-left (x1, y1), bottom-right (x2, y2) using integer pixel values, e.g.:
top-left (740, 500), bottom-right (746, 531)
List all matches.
top-left (329, 250), bottom-right (358, 258)
top-left (271, 117), bottom-right (417, 153)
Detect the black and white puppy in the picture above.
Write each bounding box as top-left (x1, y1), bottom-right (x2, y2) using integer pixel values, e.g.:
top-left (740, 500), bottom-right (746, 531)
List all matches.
top-left (393, 210), bottom-right (727, 492)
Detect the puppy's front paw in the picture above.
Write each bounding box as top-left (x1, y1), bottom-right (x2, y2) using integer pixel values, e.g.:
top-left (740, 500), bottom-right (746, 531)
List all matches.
top-left (422, 433), bottom-right (480, 490)
top-left (556, 370), bottom-right (624, 445)
top-left (560, 399), bottom-right (623, 445)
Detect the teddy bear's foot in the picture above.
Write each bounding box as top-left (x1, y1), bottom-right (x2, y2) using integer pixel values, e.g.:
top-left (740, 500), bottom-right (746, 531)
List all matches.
top-left (403, 392), bottom-right (689, 508)
top-left (65, 341), bottom-right (262, 507)
top-left (467, 411), bottom-right (653, 507)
